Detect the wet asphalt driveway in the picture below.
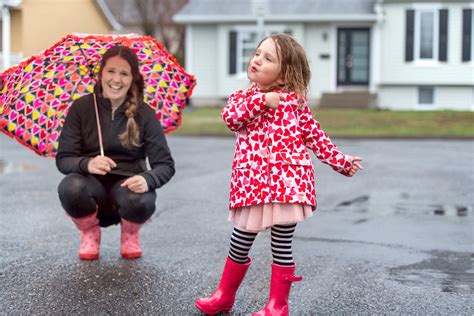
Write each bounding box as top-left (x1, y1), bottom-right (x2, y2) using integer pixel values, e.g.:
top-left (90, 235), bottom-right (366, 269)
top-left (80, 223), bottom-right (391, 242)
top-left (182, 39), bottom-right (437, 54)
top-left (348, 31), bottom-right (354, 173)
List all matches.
top-left (0, 136), bottom-right (473, 315)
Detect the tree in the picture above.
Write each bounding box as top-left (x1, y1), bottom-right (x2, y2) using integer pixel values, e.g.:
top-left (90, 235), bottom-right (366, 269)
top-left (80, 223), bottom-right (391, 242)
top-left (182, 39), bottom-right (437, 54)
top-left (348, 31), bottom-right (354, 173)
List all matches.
top-left (132, 0), bottom-right (188, 59)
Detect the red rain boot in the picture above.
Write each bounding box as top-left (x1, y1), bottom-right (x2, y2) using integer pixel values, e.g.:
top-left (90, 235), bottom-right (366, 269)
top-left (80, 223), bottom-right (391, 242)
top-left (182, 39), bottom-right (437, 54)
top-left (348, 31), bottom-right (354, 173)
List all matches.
top-left (195, 257), bottom-right (252, 315)
top-left (253, 264), bottom-right (302, 316)
top-left (120, 219), bottom-right (143, 259)
top-left (70, 212), bottom-right (101, 260)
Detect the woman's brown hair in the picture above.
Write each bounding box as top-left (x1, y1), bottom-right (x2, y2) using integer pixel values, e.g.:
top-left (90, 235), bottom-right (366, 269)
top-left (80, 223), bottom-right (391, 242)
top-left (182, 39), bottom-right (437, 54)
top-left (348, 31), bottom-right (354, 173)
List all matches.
top-left (96, 45), bottom-right (144, 149)
top-left (254, 34), bottom-right (311, 102)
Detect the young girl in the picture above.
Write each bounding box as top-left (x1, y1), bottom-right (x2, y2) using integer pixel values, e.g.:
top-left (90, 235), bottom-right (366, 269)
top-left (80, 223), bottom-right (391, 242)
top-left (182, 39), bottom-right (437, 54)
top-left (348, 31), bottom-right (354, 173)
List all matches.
top-left (195, 34), bottom-right (362, 315)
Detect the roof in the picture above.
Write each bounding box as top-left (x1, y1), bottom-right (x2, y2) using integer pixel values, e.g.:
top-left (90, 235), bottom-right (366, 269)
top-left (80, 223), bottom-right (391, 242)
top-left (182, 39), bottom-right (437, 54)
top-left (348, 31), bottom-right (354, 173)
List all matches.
top-left (174, 0), bottom-right (378, 23)
top-left (102, 0), bottom-right (188, 27)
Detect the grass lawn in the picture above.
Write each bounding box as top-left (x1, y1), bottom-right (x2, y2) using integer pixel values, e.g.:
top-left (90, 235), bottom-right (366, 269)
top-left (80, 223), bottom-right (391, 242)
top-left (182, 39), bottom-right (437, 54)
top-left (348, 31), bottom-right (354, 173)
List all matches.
top-left (172, 107), bottom-right (474, 138)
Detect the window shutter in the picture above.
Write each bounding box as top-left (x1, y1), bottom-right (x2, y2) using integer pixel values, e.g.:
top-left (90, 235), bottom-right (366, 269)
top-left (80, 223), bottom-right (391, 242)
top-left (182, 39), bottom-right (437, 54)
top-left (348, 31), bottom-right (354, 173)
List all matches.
top-left (405, 10), bottom-right (415, 62)
top-left (438, 9), bottom-right (448, 62)
top-left (462, 9), bottom-right (472, 62)
top-left (229, 31), bottom-right (237, 75)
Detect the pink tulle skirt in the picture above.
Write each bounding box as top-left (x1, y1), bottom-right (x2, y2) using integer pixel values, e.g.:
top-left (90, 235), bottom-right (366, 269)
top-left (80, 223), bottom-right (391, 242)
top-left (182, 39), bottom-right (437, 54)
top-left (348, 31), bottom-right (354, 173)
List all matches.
top-left (228, 203), bottom-right (313, 233)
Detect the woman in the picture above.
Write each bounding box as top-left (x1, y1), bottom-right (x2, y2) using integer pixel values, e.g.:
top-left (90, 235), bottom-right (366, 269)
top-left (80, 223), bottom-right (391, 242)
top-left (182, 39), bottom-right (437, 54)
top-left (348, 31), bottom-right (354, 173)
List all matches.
top-left (56, 45), bottom-right (175, 260)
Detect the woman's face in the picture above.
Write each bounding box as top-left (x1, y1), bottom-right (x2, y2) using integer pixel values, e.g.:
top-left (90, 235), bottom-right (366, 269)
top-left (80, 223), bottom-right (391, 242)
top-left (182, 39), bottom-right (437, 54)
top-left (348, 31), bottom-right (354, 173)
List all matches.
top-left (247, 38), bottom-right (283, 90)
top-left (101, 56), bottom-right (133, 107)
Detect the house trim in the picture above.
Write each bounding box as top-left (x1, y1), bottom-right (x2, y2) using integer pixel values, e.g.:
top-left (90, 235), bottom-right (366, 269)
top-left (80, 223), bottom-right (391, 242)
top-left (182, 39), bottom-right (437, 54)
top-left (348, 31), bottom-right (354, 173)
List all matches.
top-left (185, 26), bottom-right (193, 74)
top-left (174, 14), bottom-right (377, 24)
top-left (330, 25), bottom-right (338, 91)
top-left (380, 83), bottom-right (474, 87)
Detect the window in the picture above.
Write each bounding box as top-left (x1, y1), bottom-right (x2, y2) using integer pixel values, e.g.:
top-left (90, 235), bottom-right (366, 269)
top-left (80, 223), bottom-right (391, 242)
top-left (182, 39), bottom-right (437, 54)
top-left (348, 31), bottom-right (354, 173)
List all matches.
top-left (415, 10), bottom-right (439, 61)
top-left (229, 27), bottom-right (291, 75)
top-left (405, 8), bottom-right (448, 62)
top-left (418, 86), bottom-right (435, 107)
top-left (238, 31), bottom-right (259, 75)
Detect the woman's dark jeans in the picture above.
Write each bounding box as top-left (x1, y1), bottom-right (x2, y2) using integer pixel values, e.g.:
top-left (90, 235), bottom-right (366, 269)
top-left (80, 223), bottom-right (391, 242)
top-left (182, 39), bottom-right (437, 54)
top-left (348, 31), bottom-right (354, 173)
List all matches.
top-left (58, 173), bottom-right (156, 227)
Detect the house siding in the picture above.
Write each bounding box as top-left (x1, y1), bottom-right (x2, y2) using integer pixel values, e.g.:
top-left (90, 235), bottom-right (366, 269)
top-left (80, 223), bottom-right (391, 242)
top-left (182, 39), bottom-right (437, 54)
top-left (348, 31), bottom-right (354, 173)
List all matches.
top-left (191, 23), bottom-right (307, 105)
top-left (186, 25), bottom-right (219, 104)
top-left (378, 2), bottom-right (473, 110)
top-left (16, 0), bottom-right (113, 57)
top-left (380, 3), bottom-right (472, 85)
top-left (176, 0), bottom-right (473, 111)
top-left (379, 86), bottom-right (473, 110)
top-left (305, 23), bottom-right (333, 101)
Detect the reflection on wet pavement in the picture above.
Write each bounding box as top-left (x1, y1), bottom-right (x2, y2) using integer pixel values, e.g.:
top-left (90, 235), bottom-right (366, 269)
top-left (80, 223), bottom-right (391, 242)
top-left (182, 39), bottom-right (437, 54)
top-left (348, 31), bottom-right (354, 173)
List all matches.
top-left (0, 159), bottom-right (35, 174)
top-left (335, 194), bottom-right (471, 218)
top-left (390, 251), bottom-right (474, 294)
top-left (336, 195), bottom-right (369, 208)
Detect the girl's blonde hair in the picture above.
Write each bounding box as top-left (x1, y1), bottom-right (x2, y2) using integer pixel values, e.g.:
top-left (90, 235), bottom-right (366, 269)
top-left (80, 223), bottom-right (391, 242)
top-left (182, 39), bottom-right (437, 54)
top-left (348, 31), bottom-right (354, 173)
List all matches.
top-left (254, 34), bottom-right (311, 101)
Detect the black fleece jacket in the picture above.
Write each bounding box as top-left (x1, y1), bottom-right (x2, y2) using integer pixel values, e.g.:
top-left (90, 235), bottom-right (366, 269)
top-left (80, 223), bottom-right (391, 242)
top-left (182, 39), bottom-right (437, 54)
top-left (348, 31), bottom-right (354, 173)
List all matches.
top-left (55, 93), bottom-right (175, 190)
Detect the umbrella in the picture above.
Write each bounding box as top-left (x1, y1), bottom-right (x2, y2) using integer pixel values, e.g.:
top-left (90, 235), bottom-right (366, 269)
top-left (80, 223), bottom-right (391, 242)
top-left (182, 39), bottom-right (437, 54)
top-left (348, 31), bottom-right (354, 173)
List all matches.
top-left (0, 33), bottom-right (196, 157)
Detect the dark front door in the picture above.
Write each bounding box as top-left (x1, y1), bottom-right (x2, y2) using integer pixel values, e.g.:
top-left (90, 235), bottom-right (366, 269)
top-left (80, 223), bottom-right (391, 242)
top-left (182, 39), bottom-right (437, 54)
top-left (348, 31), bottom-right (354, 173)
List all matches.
top-left (337, 28), bottom-right (370, 86)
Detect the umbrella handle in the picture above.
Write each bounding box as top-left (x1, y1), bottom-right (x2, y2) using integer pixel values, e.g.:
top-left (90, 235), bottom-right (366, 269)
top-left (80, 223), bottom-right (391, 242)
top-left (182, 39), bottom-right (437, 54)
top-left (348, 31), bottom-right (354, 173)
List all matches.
top-left (93, 93), bottom-right (105, 157)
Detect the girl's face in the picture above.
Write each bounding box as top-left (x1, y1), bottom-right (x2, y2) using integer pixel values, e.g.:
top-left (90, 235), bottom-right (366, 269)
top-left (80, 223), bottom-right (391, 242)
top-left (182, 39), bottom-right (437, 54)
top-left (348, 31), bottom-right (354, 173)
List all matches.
top-left (248, 38), bottom-right (283, 90)
top-left (101, 56), bottom-right (133, 107)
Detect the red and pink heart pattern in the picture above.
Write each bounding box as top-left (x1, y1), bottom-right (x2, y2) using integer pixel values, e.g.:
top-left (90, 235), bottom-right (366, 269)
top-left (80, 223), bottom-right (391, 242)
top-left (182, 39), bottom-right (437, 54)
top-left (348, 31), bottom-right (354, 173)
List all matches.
top-left (0, 33), bottom-right (196, 157)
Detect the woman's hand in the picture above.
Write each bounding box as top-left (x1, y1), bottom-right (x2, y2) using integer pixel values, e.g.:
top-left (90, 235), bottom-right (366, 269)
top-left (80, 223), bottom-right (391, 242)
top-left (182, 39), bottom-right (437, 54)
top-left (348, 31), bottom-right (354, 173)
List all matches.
top-left (87, 155), bottom-right (117, 175)
top-left (121, 175), bottom-right (149, 194)
top-left (265, 92), bottom-right (282, 109)
top-left (346, 155), bottom-right (363, 177)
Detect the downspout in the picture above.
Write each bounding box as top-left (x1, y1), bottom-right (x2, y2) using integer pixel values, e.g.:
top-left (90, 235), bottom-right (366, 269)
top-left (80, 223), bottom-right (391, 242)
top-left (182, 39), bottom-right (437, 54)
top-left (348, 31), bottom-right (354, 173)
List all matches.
top-left (1, 0), bottom-right (22, 71)
top-left (371, 0), bottom-right (385, 99)
top-left (2, 4), bottom-right (11, 70)
top-left (252, 0), bottom-right (269, 40)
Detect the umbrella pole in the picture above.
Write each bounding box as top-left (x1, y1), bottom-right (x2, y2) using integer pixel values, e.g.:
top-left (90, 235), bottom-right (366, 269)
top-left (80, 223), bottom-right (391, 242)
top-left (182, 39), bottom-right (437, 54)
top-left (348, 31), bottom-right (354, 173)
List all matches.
top-left (93, 93), bottom-right (105, 157)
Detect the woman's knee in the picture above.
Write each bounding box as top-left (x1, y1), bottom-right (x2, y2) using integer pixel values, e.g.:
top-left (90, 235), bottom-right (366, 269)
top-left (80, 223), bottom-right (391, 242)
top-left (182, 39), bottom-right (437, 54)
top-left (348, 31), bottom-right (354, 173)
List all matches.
top-left (58, 173), bottom-right (91, 201)
top-left (57, 173), bottom-right (97, 217)
top-left (117, 191), bottom-right (156, 223)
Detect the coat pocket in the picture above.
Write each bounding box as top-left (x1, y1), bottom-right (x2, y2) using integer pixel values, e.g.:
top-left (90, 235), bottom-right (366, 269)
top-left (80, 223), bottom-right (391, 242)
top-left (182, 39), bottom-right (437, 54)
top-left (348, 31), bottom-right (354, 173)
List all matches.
top-left (234, 154), bottom-right (254, 169)
top-left (276, 152), bottom-right (312, 166)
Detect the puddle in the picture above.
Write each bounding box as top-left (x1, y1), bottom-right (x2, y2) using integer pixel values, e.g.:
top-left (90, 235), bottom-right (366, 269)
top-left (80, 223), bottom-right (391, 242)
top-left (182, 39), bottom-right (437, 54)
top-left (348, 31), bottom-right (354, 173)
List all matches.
top-left (333, 195), bottom-right (471, 218)
top-left (390, 251), bottom-right (474, 294)
top-left (0, 159), bottom-right (35, 174)
top-left (336, 195), bottom-right (369, 207)
top-left (433, 205), bottom-right (470, 217)
top-left (353, 218), bottom-right (369, 224)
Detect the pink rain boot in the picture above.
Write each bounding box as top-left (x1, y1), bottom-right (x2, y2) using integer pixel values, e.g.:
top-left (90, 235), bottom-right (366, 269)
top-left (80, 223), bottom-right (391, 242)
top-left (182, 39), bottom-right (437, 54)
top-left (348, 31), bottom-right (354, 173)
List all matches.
top-left (195, 257), bottom-right (252, 315)
top-left (253, 264), bottom-right (302, 316)
top-left (120, 219), bottom-right (143, 259)
top-left (70, 212), bottom-right (101, 260)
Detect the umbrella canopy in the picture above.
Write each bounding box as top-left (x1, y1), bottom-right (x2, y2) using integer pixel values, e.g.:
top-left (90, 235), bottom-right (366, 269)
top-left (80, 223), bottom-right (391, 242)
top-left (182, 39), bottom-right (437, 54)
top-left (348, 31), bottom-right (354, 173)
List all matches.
top-left (0, 33), bottom-right (196, 157)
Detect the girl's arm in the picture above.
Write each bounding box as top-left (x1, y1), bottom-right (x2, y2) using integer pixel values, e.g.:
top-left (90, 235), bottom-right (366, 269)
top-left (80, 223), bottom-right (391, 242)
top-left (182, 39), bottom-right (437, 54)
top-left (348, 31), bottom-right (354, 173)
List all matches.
top-left (297, 102), bottom-right (353, 176)
top-left (221, 88), bottom-right (268, 132)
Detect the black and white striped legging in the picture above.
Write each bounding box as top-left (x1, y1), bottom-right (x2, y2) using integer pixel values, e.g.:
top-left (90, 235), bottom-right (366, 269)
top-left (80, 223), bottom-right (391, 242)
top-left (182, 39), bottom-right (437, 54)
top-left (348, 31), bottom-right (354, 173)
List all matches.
top-left (228, 224), bottom-right (297, 266)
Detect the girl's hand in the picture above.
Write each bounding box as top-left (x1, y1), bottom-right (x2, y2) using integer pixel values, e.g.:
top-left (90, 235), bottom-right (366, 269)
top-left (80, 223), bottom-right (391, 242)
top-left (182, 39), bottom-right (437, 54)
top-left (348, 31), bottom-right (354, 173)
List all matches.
top-left (346, 155), bottom-right (363, 177)
top-left (265, 92), bottom-right (282, 109)
top-left (121, 175), bottom-right (149, 193)
top-left (87, 155), bottom-right (117, 175)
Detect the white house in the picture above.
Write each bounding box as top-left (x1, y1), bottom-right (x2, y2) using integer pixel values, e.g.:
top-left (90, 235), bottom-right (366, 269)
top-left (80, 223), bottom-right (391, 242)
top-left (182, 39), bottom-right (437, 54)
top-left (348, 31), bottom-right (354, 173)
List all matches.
top-left (174, 0), bottom-right (474, 111)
